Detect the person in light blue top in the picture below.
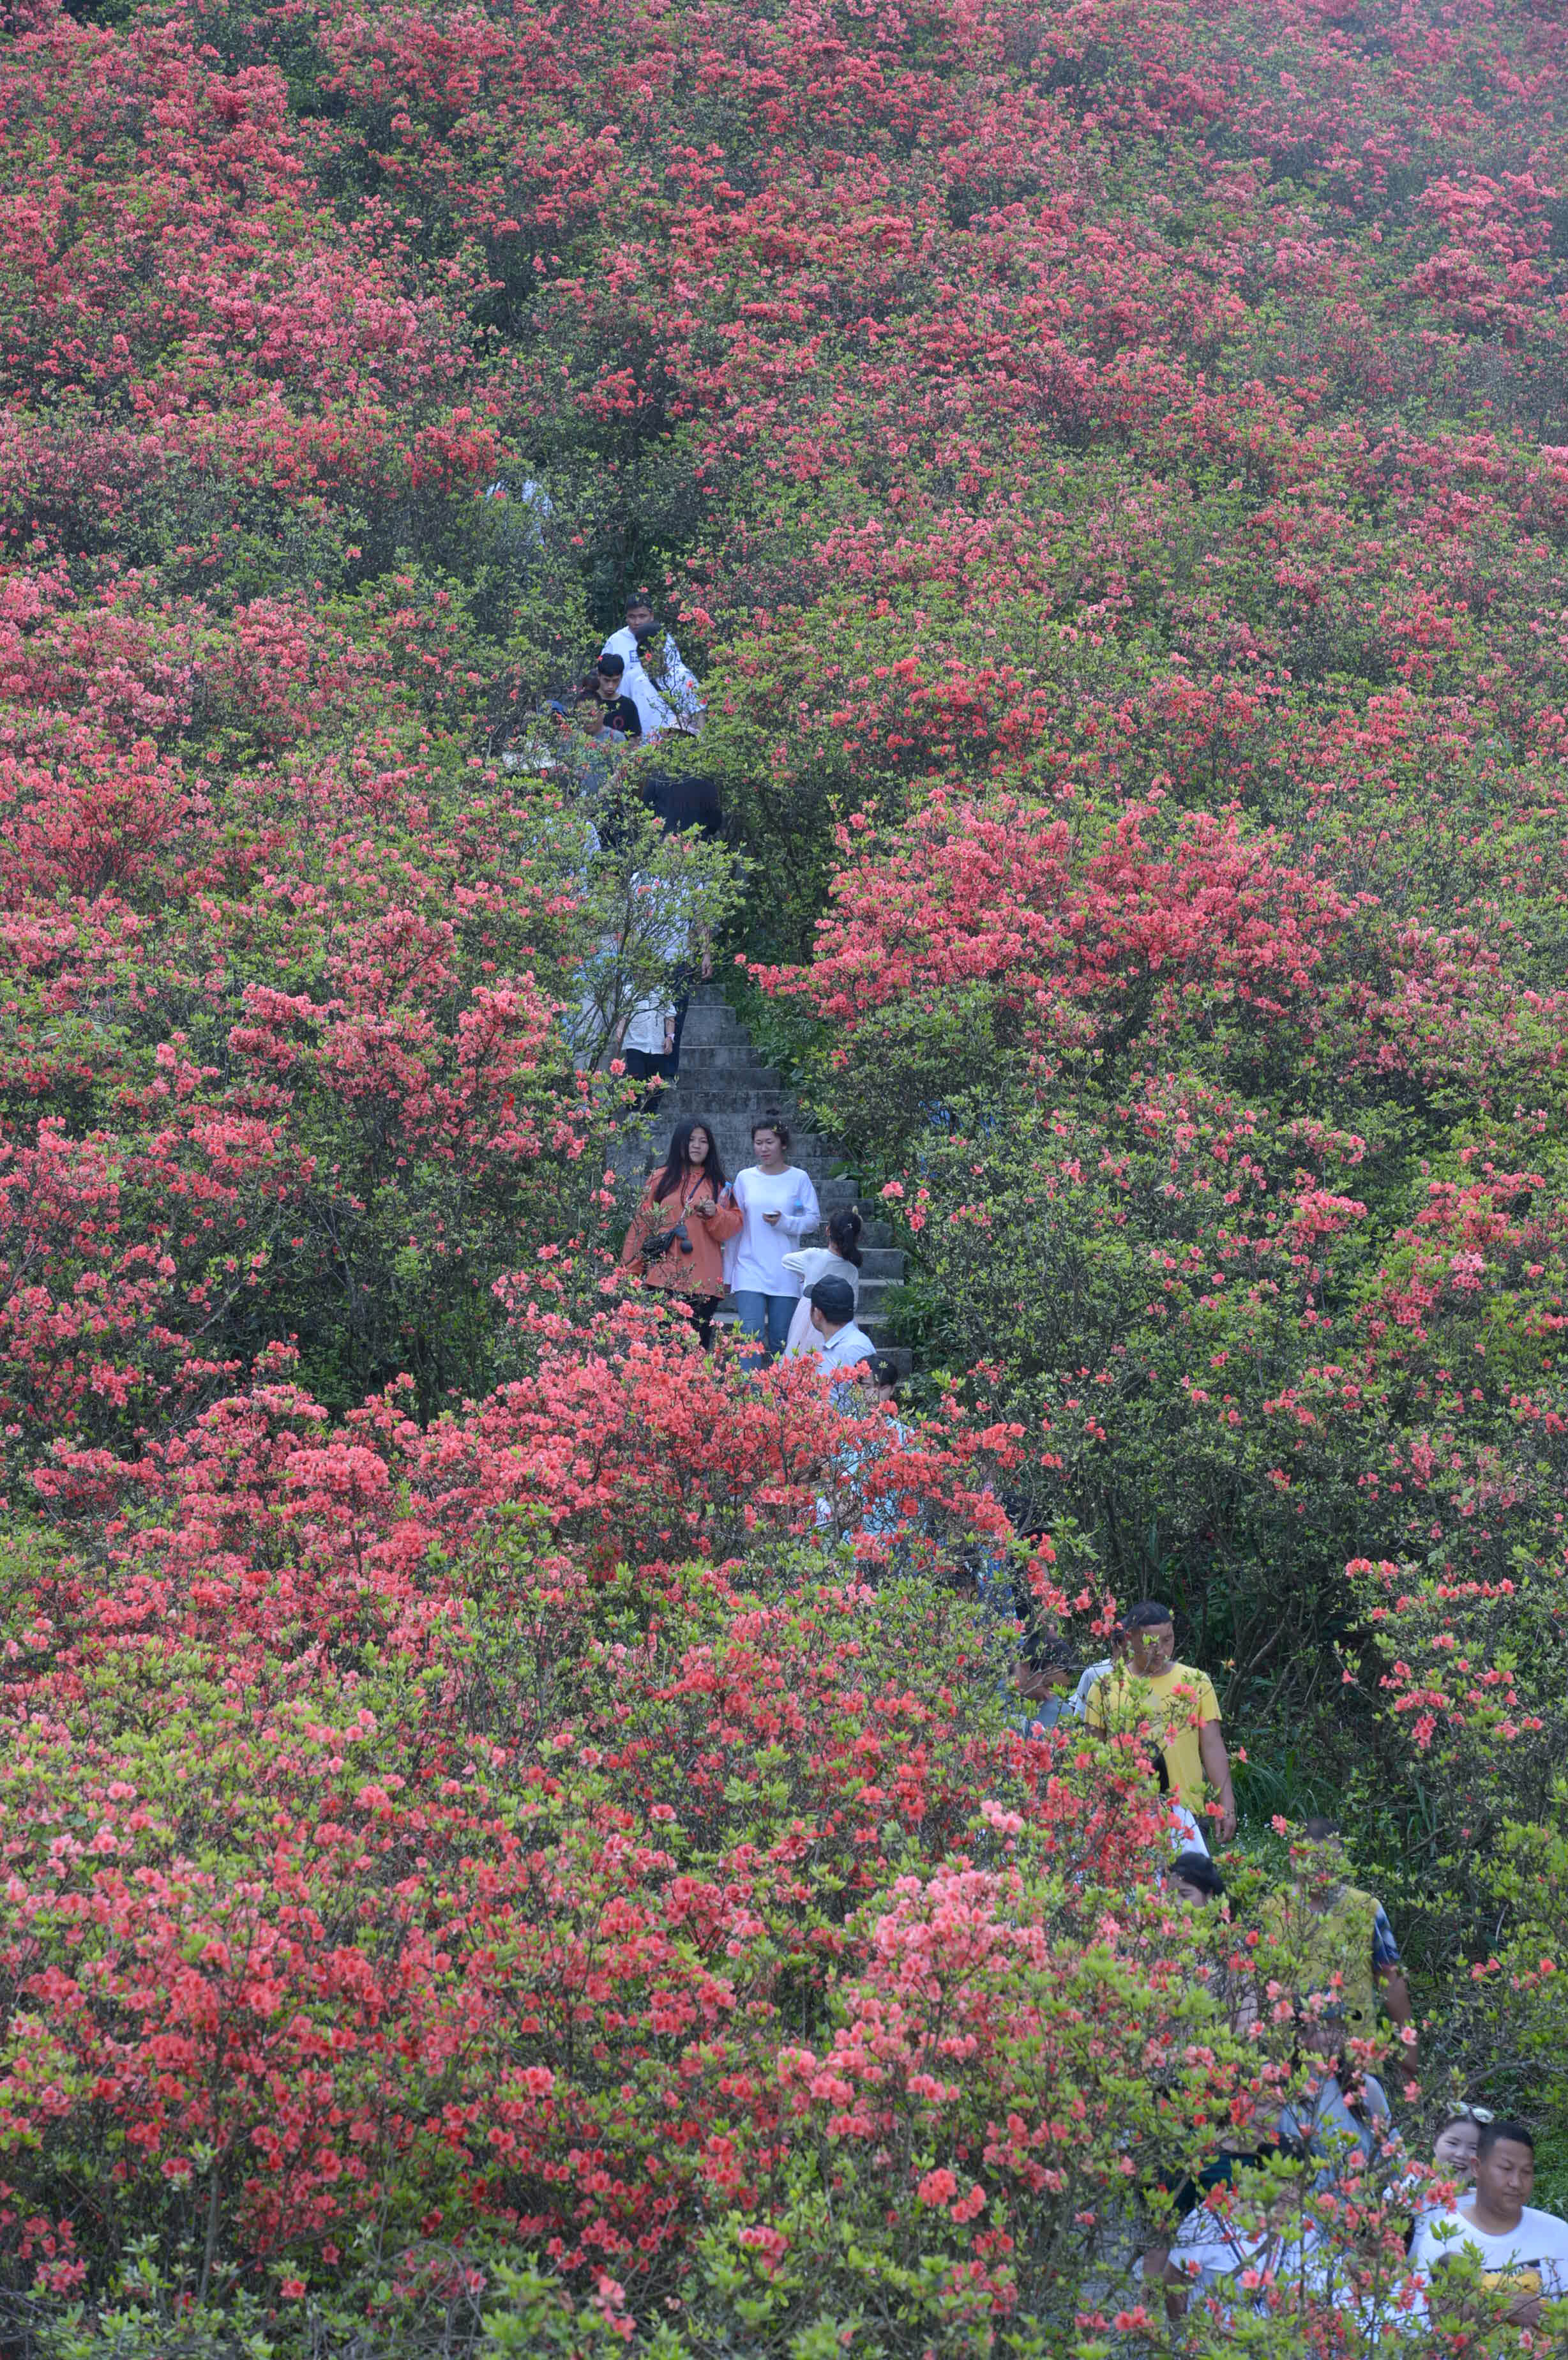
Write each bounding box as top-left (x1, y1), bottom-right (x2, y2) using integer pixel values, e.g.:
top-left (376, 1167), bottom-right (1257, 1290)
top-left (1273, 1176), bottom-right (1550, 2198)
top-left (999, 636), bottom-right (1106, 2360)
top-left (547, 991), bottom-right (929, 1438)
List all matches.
top-left (805, 1276), bottom-right (875, 1373)
top-left (817, 1355), bottom-right (911, 1543)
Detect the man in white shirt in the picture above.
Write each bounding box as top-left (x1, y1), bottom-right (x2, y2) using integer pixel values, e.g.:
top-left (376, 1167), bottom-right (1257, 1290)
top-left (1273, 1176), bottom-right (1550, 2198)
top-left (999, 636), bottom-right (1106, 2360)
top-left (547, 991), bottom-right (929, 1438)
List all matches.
top-left (602, 592), bottom-right (704, 741)
top-left (1413, 2120), bottom-right (1568, 2328)
top-left (1069, 1653), bottom-right (1114, 1716)
top-left (1166, 1803), bottom-right (1210, 1857)
top-left (617, 990), bottom-right (675, 1086)
top-left (806, 1276), bottom-right (875, 1373)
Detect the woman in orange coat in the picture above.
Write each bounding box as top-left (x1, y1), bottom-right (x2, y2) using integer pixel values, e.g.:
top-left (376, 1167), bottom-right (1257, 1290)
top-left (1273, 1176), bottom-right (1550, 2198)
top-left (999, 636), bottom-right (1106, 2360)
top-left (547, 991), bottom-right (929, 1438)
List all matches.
top-left (621, 1117), bottom-right (740, 1349)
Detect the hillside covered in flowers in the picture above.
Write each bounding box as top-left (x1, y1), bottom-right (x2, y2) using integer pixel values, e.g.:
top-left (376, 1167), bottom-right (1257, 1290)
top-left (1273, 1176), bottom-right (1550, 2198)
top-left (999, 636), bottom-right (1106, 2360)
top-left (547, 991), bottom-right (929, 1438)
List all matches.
top-left (3, 0), bottom-right (1568, 2345)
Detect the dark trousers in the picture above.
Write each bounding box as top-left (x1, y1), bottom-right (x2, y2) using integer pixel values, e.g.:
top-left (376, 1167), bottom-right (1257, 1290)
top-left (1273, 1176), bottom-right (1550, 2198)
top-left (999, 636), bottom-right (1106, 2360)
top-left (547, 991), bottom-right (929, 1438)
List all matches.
top-left (680, 1292), bottom-right (722, 1351)
top-left (625, 1045), bottom-right (674, 1112)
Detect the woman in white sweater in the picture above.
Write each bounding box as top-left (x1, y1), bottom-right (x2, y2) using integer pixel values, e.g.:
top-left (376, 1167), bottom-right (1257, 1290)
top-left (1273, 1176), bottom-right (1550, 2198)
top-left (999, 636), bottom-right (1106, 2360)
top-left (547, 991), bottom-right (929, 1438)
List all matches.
top-left (783, 1206), bottom-right (863, 1355)
top-left (724, 1114), bottom-right (820, 1363)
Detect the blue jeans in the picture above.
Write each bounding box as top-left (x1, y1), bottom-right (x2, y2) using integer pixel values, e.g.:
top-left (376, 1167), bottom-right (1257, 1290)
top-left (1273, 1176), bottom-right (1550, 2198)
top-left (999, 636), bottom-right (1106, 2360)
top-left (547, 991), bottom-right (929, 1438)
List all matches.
top-left (734, 1290), bottom-right (795, 1364)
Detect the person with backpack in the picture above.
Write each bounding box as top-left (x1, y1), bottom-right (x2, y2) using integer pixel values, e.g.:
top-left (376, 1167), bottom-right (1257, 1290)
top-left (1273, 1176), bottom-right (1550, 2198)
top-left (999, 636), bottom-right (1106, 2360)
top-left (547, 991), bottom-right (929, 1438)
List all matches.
top-left (621, 1119), bottom-right (739, 1349)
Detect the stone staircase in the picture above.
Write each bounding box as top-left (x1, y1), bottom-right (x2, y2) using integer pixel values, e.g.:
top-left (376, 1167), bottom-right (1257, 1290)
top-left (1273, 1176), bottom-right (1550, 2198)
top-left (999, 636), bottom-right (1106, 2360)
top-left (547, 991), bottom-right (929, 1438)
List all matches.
top-left (637, 989), bottom-right (908, 1357)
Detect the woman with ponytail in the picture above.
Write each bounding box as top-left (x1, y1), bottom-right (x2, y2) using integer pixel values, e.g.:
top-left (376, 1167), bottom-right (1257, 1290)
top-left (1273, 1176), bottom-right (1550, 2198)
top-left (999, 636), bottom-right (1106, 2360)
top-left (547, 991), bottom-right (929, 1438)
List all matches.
top-left (783, 1204), bottom-right (864, 1356)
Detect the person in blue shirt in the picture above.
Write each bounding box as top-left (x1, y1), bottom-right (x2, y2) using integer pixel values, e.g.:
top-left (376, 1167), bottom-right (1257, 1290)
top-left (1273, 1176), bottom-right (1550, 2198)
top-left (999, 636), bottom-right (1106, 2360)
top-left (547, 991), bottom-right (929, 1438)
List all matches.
top-left (1015, 1633), bottom-right (1078, 1734)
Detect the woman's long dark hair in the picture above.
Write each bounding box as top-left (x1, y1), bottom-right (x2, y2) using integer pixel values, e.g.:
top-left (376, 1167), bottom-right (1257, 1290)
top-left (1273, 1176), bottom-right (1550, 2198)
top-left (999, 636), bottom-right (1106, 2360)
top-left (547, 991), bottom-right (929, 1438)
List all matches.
top-left (827, 1206), bottom-right (863, 1268)
top-left (652, 1117), bottom-right (727, 1204)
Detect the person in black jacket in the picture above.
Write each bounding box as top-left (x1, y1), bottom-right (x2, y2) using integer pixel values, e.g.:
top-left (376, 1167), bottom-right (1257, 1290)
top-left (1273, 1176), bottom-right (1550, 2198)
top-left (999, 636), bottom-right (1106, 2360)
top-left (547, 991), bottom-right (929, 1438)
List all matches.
top-left (592, 655), bottom-right (642, 739)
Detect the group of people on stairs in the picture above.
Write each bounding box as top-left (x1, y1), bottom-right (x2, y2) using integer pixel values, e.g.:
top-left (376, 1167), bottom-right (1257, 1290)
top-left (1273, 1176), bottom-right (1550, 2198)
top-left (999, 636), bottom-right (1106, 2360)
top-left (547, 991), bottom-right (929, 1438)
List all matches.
top-left (559, 591), bottom-right (718, 829)
top-left (571, 593), bottom-right (886, 1376)
top-left (537, 587), bottom-right (707, 757)
top-left (621, 1112), bottom-right (881, 1376)
top-left (1013, 1599), bottom-right (1562, 2328)
top-left (598, 591), bottom-right (705, 740)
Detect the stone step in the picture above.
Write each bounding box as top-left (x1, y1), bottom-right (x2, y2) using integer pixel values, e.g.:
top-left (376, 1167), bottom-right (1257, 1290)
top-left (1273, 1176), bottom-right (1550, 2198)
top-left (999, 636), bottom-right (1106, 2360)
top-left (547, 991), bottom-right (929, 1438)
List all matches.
top-left (857, 1246), bottom-right (903, 1279)
top-left (679, 1000), bottom-right (739, 1043)
top-left (679, 1071), bottom-right (787, 1100)
top-left (675, 1042), bottom-right (776, 1074)
top-left (640, 1131), bottom-right (818, 1179)
top-left (702, 1285), bottom-right (903, 1336)
top-left (655, 1137), bottom-right (841, 1181)
top-left (661, 1087), bottom-right (802, 1123)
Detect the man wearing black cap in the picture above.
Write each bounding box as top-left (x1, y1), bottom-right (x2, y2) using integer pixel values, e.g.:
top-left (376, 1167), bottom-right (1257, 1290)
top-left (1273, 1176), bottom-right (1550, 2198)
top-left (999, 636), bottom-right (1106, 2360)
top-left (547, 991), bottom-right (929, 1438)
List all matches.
top-left (806, 1275), bottom-right (876, 1375)
top-left (601, 592), bottom-right (705, 743)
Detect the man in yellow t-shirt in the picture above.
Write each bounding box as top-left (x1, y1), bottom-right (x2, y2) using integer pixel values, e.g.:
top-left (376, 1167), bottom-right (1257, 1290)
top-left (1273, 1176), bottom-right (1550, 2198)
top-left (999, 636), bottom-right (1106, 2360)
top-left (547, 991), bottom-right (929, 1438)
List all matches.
top-left (1085, 1601), bottom-right (1237, 1839)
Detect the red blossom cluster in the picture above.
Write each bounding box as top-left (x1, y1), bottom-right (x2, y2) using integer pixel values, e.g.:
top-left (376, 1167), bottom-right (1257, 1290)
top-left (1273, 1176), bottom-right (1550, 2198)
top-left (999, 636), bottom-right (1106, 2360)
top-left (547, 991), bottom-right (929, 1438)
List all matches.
top-left (0, 1312), bottom-right (1265, 2322)
top-left (0, 0), bottom-right (1565, 2334)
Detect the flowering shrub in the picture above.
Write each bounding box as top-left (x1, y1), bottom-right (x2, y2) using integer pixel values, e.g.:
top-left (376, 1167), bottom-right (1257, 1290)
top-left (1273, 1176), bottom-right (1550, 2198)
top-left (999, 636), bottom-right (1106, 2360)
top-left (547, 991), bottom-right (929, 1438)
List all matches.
top-left (0, 1324), bottom-right (1270, 2343)
top-left (5, 0), bottom-right (1568, 2336)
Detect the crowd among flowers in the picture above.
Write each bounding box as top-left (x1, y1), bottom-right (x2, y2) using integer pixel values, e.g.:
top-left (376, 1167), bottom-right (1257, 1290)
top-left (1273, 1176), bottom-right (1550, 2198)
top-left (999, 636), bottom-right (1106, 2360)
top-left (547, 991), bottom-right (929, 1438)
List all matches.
top-left (3, 0), bottom-right (1568, 2343)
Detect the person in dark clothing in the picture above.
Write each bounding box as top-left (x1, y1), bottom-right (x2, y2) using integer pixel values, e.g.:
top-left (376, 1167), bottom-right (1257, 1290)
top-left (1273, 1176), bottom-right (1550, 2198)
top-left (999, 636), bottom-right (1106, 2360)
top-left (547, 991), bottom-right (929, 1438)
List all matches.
top-left (638, 769), bottom-right (722, 841)
top-left (592, 655), bottom-right (642, 739)
top-left (631, 755), bottom-right (721, 1070)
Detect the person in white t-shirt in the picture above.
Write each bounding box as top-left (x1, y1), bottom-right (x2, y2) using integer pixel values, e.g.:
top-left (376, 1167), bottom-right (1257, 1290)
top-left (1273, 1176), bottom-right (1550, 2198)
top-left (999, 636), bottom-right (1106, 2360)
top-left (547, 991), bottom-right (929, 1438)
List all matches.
top-left (1068, 1626), bottom-right (1128, 1717)
top-left (1413, 2119), bottom-right (1568, 2329)
top-left (619, 991), bottom-right (675, 1080)
top-left (783, 1206), bottom-right (863, 1354)
top-left (602, 591), bottom-right (704, 741)
top-left (1166, 1806), bottom-right (1210, 1860)
top-left (723, 1115), bottom-right (820, 1363)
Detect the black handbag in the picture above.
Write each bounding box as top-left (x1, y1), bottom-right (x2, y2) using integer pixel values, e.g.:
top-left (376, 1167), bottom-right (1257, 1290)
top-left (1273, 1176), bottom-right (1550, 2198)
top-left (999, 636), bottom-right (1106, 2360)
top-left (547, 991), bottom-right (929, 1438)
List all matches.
top-left (640, 1172), bottom-right (722, 1264)
top-left (642, 1216), bottom-right (694, 1263)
